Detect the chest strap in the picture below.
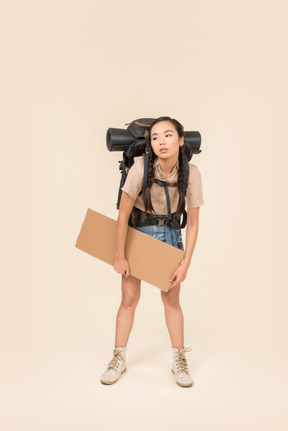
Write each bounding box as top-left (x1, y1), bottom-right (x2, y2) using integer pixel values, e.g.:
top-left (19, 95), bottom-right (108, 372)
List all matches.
top-left (129, 206), bottom-right (187, 230)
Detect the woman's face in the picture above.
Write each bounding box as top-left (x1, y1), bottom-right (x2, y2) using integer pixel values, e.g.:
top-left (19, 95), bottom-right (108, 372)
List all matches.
top-left (150, 121), bottom-right (184, 161)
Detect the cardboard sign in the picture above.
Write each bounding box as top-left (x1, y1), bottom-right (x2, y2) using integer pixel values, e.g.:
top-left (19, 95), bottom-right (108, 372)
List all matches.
top-left (75, 209), bottom-right (185, 291)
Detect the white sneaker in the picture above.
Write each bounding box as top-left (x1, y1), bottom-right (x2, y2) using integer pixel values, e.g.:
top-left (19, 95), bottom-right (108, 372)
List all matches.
top-left (171, 347), bottom-right (193, 387)
top-left (100, 347), bottom-right (127, 385)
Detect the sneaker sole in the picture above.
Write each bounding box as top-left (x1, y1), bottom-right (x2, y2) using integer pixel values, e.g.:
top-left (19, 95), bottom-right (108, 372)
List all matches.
top-left (171, 369), bottom-right (193, 387)
top-left (100, 367), bottom-right (126, 385)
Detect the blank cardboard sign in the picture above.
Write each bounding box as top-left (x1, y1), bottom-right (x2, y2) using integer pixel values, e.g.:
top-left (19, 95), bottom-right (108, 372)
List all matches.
top-left (75, 208), bottom-right (184, 291)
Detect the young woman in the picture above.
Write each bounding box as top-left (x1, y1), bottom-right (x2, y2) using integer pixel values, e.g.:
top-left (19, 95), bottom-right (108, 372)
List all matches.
top-left (100, 116), bottom-right (204, 387)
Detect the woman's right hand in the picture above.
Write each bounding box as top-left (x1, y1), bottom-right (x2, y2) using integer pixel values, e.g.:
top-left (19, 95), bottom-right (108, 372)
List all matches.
top-left (113, 257), bottom-right (130, 278)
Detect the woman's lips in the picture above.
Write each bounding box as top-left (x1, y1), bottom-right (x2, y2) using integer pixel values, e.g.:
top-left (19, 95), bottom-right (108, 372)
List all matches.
top-left (160, 148), bottom-right (168, 153)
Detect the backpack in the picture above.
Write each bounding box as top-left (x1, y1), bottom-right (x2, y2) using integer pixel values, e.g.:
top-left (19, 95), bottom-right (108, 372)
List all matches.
top-left (106, 118), bottom-right (201, 229)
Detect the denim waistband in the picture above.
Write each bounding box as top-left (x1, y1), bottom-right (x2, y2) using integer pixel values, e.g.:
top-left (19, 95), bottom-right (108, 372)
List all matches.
top-left (134, 224), bottom-right (184, 250)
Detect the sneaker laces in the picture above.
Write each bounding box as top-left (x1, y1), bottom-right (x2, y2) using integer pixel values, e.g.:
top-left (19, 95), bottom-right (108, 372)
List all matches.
top-left (175, 347), bottom-right (191, 374)
top-left (107, 348), bottom-right (125, 371)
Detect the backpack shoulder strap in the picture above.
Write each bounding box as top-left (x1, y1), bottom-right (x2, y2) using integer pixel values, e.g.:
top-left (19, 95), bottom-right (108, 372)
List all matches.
top-left (116, 160), bottom-right (127, 209)
top-left (182, 152), bottom-right (189, 194)
top-left (142, 152), bottom-right (149, 190)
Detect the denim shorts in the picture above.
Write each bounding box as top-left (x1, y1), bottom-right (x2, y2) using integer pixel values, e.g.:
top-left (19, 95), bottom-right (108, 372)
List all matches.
top-left (134, 224), bottom-right (184, 250)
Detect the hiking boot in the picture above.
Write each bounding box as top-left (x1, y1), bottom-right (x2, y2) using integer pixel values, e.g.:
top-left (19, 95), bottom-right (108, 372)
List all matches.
top-left (171, 347), bottom-right (193, 387)
top-left (100, 347), bottom-right (127, 385)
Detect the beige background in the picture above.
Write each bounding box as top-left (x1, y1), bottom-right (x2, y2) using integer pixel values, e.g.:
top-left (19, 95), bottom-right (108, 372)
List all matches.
top-left (1, 0), bottom-right (288, 430)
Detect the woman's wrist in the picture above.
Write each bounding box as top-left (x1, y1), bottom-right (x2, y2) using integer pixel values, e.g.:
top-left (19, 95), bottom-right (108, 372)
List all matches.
top-left (116, 253), bottom-right (126, 260)
top-left (180, 257), bottom-right (190, 269)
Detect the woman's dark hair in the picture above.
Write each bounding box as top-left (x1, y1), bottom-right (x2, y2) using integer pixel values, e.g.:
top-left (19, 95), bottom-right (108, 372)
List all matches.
top-left (142, 116), bottom-right (186, 218)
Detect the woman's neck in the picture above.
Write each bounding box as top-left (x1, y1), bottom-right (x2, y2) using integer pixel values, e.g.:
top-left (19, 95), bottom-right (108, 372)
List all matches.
top-left (157, 153), bottom-right (179, 177)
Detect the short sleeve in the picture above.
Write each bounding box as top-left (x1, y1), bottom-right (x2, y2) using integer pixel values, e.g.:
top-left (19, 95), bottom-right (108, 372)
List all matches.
top-left (121, 156), bottom-right (144, 200)
top-left (186, 164), bottom-right (204, 208)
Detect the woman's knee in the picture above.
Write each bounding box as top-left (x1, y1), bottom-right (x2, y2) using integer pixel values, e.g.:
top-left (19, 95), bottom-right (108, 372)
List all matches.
top-left (121, 275), bottom-right (141, 310)
top-left (121, 292), bottom-right (140, 310)
top-left (161, 285), bottom-right (181, 308)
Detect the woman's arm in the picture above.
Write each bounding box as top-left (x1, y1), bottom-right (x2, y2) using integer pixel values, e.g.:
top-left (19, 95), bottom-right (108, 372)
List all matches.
top-left (169, 207), bottom-right (200, 289)
top-left (182, 207), bottom-right (200, 267)
top-left (113, 191), bottom-right (136, 278)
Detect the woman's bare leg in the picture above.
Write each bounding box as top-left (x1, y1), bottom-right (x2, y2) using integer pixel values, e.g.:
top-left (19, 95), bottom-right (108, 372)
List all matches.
top-left (161, 283), bottom-right (184, 350)
top-left (115, 274), bottom-right (141, 346)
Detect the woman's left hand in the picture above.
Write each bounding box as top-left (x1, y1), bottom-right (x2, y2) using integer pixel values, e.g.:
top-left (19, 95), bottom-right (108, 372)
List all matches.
top-left (169, 263), bottom-right (188, 289)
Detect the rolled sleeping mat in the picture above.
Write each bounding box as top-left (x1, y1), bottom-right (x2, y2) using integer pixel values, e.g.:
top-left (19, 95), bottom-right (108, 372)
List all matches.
top-left (183, 131), bottom-right (202, 160)
top-left (106, 128), bottom-right (135, 152)
top-left (106, 127), bottom-right (202, 155)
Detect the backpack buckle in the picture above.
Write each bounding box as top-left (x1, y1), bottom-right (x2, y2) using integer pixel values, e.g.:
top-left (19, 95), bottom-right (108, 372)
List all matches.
top-left (156, 218), bottom-right (165, 226)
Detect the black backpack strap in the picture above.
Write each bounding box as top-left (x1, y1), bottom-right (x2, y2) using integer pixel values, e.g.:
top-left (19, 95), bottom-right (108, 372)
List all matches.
top-left (142, 152), bottom-right (150, 191)
top-left (153, 178), bottom-right (188, 229)
top-left (180, 153), bottom-right (189, 228)
top-left (180, 209), bottom-right (187, 228)
top-left (128, 206), bottom-right (143, 227)
top-left (153, 178), bottom-right (173, 221)
top-left (182, 152), bottom-right (189, 194)
top-left (116, 160), bottom-right (127, 209)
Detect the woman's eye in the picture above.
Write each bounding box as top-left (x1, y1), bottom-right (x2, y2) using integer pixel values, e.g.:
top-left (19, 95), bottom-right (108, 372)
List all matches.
top-left (152, 134), bottom-right (171, 140)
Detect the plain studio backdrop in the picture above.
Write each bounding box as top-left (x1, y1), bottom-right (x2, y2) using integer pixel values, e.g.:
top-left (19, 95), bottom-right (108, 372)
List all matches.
top-left (1, 0), bottom-right (287, 430)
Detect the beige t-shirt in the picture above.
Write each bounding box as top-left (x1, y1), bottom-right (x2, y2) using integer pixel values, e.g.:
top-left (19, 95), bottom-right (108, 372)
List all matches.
top-left (121, 156), bottom-right (204, 215)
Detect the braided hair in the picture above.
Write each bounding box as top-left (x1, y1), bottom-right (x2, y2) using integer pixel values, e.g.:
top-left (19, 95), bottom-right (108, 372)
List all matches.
top-left (142, 116), bottom-right (186, 218)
